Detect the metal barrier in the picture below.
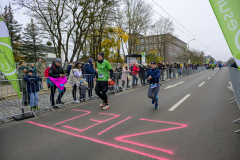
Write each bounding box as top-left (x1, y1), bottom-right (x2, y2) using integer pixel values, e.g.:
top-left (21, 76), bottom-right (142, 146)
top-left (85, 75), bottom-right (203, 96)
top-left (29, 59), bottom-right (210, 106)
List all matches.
top-left (228, 67), bottom-right (240, 133)
top-left (0, 66), bottom-right (207, 123)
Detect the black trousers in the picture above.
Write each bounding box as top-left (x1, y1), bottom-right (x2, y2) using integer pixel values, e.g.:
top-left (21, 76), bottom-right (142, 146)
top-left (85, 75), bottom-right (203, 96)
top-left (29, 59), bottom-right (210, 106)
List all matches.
top-left (95, 81), bottom-right (108, 102)
top-left (122, 77), bottom-right (129, 87)
top-left (88, 81), bottom-right (94, 97)
top-left (72, 84), bottom-right (77, 101)
top-left (50, 84), bottom-right (66, 106)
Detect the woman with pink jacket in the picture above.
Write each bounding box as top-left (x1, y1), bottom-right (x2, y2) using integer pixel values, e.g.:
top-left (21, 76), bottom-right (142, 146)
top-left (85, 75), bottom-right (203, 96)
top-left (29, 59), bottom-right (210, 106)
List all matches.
top-left (131, 63), bottom-right (140, 87)
top-left (121, 63), bottom-right (130, 89)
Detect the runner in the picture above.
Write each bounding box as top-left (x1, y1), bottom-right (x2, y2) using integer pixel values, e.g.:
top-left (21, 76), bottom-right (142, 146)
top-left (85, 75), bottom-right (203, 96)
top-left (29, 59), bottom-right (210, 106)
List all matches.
top-left (146, 61), bottom-right (161, 109)
top-left (94, 52), bottom-right (114, 110)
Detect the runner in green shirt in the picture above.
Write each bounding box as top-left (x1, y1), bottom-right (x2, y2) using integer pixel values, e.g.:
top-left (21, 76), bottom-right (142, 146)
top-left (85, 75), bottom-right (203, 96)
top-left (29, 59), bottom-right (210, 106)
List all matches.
top-left (94, 52), bottom-right (114, 110)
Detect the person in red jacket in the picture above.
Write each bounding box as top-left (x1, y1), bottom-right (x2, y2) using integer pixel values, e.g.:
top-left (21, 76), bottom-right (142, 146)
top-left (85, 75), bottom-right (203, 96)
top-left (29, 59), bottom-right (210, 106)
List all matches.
top-left (132, 62), bottom-right (140, 87)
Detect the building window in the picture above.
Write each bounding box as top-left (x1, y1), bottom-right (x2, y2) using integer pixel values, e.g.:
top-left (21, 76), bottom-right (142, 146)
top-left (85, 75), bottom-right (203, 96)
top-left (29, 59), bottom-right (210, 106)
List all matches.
top-left (146, 45), bottom-right (148, 51)
top-left (146, 38), bottom-right (148, 42)
top-left (154, 44), bottom-right (157, 49)
top-left (150, 38), bottom-right (152, 43)
top-left (154, 37), bottom-right (157, 41)
top-left (141, 39), bottom-right (144, 43)
top-left (137, 45), bottom-right (139, 51)
top-left (150, 45), bottom-right (153, 49)
top-left (159, 44), bottom-right (161, 49)
top-left (159, 36), bottom-right (162, 41)
top-left (141, 45), bottom-right (144, 50)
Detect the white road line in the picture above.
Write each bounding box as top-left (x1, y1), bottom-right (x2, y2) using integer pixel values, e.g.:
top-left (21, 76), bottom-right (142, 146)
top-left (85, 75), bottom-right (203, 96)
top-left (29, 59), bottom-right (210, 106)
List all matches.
top-left (207, 77), bottom-right (211, 79)
top-left (212, 74), bottom-right (214, 76)
top-left (168, 94), bottom-right (191, 111)
top-left (198, 82), bottom-right (205, 87)
top-left (165, 81), bottom-right (185, 89)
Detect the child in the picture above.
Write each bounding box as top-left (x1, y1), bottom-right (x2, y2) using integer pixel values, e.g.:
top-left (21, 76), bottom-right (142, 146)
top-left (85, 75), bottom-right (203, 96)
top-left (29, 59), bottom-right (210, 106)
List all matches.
top-left (23, 69), bottom-right (40, 111)
top-left (79, 81), bottom-right (90, 102)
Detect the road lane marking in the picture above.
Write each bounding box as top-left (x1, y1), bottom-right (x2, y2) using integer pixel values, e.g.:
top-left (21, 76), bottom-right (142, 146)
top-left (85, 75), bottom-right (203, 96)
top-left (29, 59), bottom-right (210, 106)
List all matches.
top-left (168, 94), bottom-right (191, 111)
top-left (165, 81), bottom-right (185, 89)
top-left (198, 82), bottom-right (205, 87)
top-left (207, 77), bottom-right (211, 79)
top-left (212, 74), bottom-right (214, 76)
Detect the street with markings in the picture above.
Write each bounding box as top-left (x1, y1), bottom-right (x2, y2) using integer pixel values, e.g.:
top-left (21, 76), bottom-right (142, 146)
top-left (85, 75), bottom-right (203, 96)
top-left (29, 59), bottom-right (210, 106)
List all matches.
top-left (1, 67), bottom-right (240, 160)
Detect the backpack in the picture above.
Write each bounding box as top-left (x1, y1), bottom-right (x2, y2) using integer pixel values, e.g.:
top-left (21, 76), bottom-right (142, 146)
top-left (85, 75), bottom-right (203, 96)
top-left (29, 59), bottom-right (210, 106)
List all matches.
top-left (44, 66), bottom-right (55, 78)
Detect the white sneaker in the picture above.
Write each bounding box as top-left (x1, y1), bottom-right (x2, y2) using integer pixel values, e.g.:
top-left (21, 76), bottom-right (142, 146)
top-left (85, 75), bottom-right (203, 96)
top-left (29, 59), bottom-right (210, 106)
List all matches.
top-left (123, 88), bottom-right (125, 91)
top-left (102, 105), bottom-right (110, 110)
top-left (73, 100), bottom-right (80, 103)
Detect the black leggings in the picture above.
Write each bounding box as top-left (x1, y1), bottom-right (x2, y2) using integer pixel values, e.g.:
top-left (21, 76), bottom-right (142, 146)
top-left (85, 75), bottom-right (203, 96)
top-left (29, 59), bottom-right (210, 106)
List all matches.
top-left (72, 84), bottom-right (77, 100)
top-left (96, 91), bottom-right (108, 103)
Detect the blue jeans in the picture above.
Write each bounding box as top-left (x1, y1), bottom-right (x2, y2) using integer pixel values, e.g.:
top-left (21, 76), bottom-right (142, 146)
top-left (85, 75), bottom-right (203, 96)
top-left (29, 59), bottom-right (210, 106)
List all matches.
top-left (30, 92), bottom-right (38, 107)
top-left (132, 75), bottom-right (138, 86)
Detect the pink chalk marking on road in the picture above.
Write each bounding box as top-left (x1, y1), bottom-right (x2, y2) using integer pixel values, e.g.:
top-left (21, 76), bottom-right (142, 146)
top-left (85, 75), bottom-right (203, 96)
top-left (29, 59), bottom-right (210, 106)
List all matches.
top-left (97, 116), bottom-right (132, 135)
top-left (115, 118), bottom-right (188, 155)
top-left (25, 121), bottom-right (170, 160)
top-left (55, 110), bottom-right (90, 126)
top-left (63, 112), bottom-right (120, 132)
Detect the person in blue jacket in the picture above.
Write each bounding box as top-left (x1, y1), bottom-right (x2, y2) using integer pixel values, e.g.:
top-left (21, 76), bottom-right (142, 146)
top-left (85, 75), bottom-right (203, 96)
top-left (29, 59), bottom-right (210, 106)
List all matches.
top-left (23, 69), bottom-right (40, 111)
top-left (146, 61), bottom-right (161, 109)
top-left (85, 58), bottom-right (97, 99)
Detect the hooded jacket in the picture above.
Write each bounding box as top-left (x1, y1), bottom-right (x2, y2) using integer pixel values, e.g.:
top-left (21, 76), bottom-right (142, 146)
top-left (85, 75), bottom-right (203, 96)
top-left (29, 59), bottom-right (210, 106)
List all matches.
top-left (49, 61), bottom-right (64, 78)
top-left (85, 63), bottom-right (96, 82)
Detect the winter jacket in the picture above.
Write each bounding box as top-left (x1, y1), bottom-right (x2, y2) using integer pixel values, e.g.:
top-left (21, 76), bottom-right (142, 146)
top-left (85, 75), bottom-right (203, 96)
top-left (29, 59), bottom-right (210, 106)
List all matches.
top-left (145, 68), bottom-right (160, 84)
top-left (23, 74), bottom-right (40, 93)
top-left (66, 65), bottom-right (72, 75)
top-left (69, 68), bottom-right (82, 86)
top-left (121, 67), bottom-right (129, 81)
top-left (49, 61), bottom-right (64, 78)
top-left (81, 63), bottom-right (86, 74)
top-left (18, 72), bottom-right (27, 92)
top-left (36, 62), bottom-right (45, 78)
top-left (79, 84), bottom-right (90, 95)
top-left (139, 66), bottom-right (146, 78)
top-left (132, 65), bottom-right (140, 76)
top-left (85, 63), bottom-right (96, 82)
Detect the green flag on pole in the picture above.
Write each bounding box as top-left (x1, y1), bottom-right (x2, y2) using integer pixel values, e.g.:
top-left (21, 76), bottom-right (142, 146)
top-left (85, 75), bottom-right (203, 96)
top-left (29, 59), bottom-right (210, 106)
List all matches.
top-left (0, 18), bottom-right (21, 98)
top-left (209, 0), bottom-right (240, 69)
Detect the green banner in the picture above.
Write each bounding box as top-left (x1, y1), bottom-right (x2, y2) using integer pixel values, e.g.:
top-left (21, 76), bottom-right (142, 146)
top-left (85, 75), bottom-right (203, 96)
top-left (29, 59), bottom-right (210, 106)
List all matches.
top-left (209, 0), bottom-right (240, 69)
top-left (0, 18), bottom-right (21, 98)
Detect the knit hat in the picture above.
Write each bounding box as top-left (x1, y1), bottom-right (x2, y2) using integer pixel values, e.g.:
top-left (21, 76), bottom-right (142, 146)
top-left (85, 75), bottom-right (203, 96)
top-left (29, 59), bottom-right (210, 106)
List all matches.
top-left (21, 65), bottom-right (27, 70)
top-left (88, 58), bottom-right (93, 64)
top-left (28, 69), bottom-right (34, 73)
top-left (98, 52), bottom-right (104, 58)
top-left (80, 81), bottom-right (84, 85)
top-left (75, 61), bottom-right (81, 68)
top-left (151, 61), bottom-right (156, 65)
top-left (55, 58), bottom-right (62, 63)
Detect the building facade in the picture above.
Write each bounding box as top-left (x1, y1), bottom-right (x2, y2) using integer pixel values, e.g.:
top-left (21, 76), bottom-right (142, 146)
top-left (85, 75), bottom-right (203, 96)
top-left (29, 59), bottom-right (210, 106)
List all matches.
top-left (133, 33), bottom-right (187, 63)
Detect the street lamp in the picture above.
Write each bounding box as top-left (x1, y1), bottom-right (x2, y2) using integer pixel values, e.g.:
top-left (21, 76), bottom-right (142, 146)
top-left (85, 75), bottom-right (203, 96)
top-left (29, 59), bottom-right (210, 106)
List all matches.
top-left (186, 39), bottom-right (195, 63)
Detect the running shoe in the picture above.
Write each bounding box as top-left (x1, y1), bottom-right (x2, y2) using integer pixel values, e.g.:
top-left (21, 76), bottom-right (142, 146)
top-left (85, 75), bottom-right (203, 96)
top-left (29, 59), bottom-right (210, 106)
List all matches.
top-left (152, 99), bottom-right (154, 104)
top-left (100, 100), bottom-right (109, 108)
top-left (102, 104), bottom-right (110, 110)
top-left (36, 106), bottom-right (40, 110)
top-left (73, 100), bottom-right (80, 103)
top-left (155, 105), bottom-right (159, 109)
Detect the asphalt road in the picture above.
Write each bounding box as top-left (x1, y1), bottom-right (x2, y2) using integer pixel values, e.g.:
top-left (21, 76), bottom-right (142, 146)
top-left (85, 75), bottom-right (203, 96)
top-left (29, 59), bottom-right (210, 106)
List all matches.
top-left (1, 67), bottom-right (240, 160)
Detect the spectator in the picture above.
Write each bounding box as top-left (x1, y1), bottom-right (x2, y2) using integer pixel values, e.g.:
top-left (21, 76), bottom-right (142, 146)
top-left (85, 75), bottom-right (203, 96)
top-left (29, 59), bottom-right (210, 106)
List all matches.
top-left (66, 62), bottom-right (72, 76)
top-left (121, 63), bottom-right (130, 89)
top-left (81, 61), bottom-right (86, 80)
top-left (18, 66), bottom-right (28, 106)
top-left (23, 69), bottom-right (40, 111)
top-left (85, 58), bottom-right (96, 99)
top-left (36, 58), bottom-right (45, 89)
top-left (115, 63), bottom-right (122, 86)
top-left (30, 63), bottom-right (36, 76)
top-left (49, 58), bottom-right (66, 108)
top-left (177, 62), bottom-right (181, 75)
top-left (231, 62), bottom-right (238, 69)
top-left (161, 62), bottom-right (166, 81)
top-left (19, 60), bottom-right (26, 71)
top-left (132, 62), bottom-right (140, 87)
top-left (79, 81), bottom-right (90, 102)
top-left (169, 62), bottom-right (174, 79)
top-left (139, 64), bottom-right (146, 85)
top-left (69, 61), bottom-right (82, 103)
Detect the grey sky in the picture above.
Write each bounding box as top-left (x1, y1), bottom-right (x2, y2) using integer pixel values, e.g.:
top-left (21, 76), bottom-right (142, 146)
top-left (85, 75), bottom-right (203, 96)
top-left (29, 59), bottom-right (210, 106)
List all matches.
top-left (1, 0), bottom-right (232, 62)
